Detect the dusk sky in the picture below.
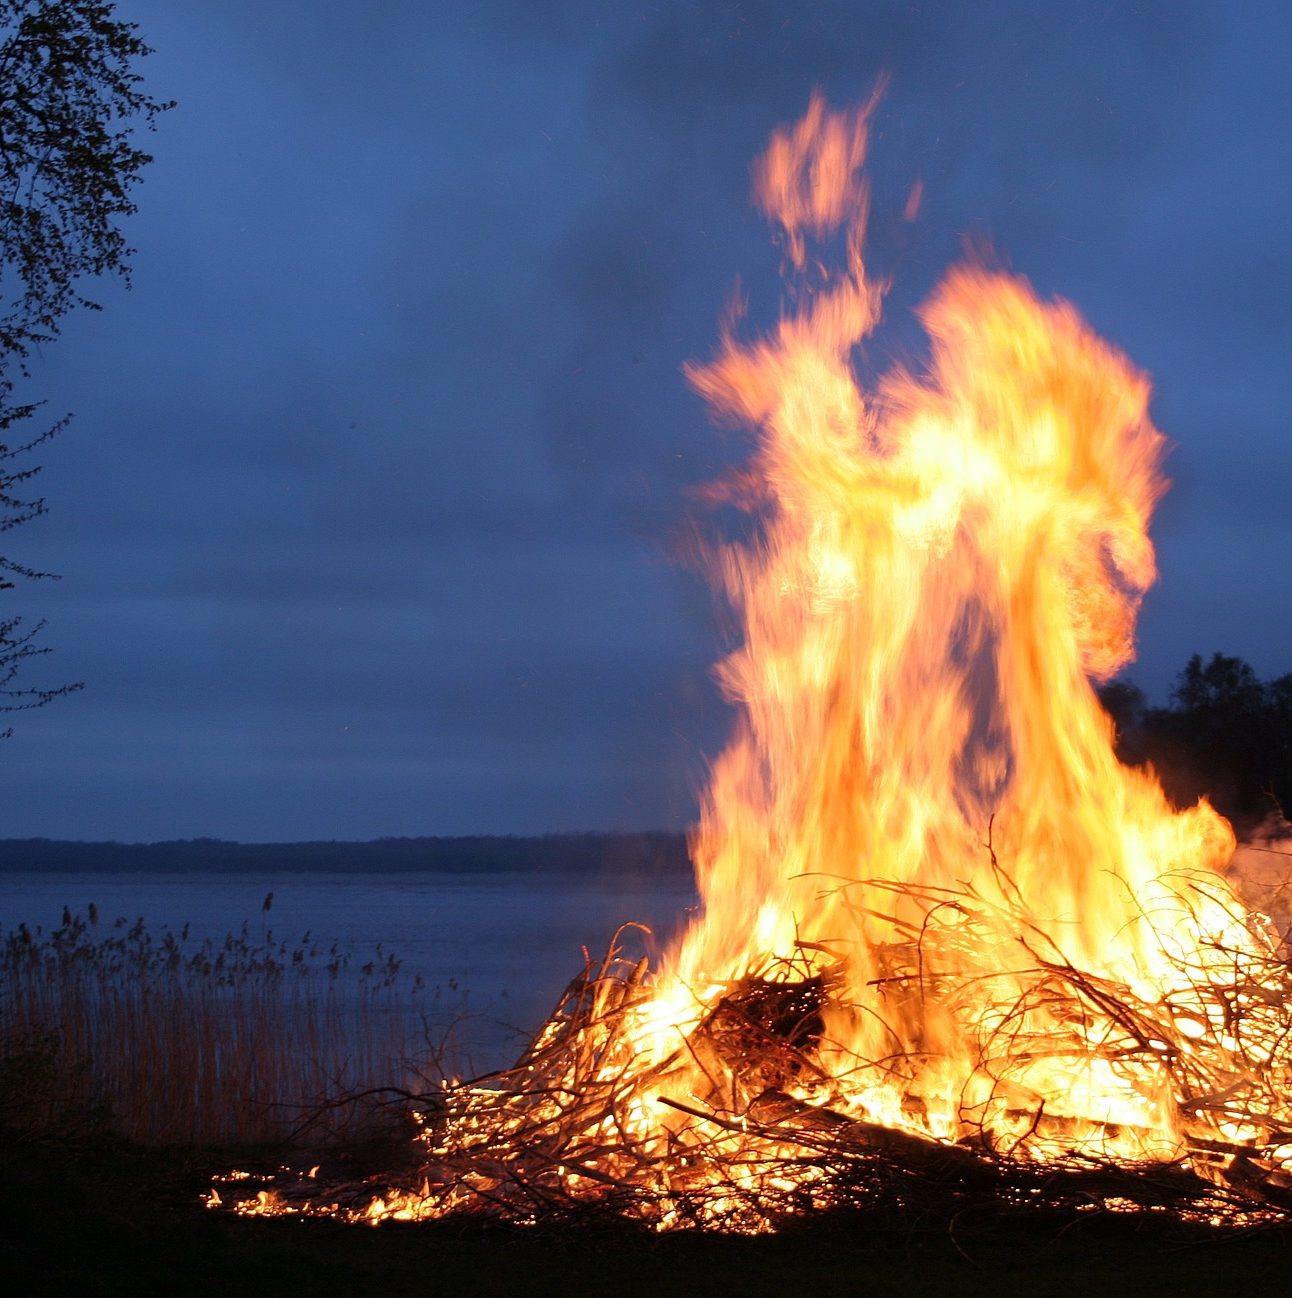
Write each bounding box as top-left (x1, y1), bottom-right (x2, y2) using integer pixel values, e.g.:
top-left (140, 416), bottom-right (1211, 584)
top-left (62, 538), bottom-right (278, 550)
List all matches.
top-left (5, 1), bottom-right (1290, 842)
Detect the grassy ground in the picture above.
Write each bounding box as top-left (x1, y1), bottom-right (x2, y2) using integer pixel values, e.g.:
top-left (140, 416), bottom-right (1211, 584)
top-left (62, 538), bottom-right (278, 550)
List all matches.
top-left (6, 912), bottom-right (1291, 1296)
top-left (4, 1133), bottom-right (1291, 1298)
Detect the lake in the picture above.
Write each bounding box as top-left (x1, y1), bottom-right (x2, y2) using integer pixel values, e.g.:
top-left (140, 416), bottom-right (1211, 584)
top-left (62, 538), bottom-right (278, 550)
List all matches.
top-left (0, 869), bottom-right (700, 1076)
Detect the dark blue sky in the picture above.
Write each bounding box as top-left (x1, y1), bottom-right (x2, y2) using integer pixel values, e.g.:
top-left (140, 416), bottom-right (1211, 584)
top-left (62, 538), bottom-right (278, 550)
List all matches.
top-left (6, 1), bottom-right (1290, 841)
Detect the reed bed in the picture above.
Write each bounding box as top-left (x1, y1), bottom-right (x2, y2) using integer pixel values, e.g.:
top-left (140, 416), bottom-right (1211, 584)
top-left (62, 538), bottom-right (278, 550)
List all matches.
top-left (0, 903), bottom-right (438, 1147)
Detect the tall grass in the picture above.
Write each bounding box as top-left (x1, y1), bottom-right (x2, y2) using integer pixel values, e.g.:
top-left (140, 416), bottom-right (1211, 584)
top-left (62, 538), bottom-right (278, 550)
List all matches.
top-left (0, 903), bottom-right (439, 1147)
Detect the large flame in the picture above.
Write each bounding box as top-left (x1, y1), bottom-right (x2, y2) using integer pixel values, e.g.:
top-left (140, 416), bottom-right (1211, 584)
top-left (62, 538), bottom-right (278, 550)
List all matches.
top-left (227, 94), bottom-right (1292, 1228)
top-left (634, 91), bottom-right (1270, 1167)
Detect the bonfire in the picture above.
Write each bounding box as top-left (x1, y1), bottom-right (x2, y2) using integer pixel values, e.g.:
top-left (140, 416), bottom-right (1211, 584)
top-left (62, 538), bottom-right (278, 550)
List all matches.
top-left (218, 93), bottom-right (1292, 1231)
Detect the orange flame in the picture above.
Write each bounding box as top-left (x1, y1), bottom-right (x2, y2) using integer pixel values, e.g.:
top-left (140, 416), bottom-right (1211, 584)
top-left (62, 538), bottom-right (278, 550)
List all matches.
top-left (228, 93), bottom-right (1292, 1228)
top-left (639, 91), bottom-right (1267, 1162)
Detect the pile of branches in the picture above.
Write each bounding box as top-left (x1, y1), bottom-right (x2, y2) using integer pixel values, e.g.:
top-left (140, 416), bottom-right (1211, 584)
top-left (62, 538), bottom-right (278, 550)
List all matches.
top-left (221, 883), bottom-right (1292, 1234)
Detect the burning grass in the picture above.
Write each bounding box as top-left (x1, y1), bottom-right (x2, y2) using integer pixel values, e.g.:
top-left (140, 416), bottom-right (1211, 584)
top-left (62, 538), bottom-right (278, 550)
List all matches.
top-left (0, 905), bottom-right (437, 1147)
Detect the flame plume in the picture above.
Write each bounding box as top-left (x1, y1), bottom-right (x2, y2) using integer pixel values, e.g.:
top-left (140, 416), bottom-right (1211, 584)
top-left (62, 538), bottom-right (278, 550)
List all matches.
top-left (226, 96), bottom-right (1292, 1229)
top-left (663, 92), bottom-right (1249, 1155)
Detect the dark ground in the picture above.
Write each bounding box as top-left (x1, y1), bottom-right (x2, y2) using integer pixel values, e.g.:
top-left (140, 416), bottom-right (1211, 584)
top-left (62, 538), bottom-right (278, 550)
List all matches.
top-left (3, 1136), bottom-right (1291, 1298)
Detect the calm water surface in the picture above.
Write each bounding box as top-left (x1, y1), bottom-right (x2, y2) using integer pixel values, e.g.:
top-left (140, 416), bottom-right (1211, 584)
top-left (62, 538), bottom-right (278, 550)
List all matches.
top-left (0, 869), bottom-right (699, 1073)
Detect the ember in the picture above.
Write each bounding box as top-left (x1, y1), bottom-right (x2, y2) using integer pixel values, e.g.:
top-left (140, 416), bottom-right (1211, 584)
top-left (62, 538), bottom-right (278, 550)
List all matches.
top-left (220, 92), bottom-right (1292, 1231)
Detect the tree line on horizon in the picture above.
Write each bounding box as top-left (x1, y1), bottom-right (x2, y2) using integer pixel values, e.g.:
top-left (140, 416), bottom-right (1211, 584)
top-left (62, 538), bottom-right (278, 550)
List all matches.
top-left (1099, 652), bottom-right (1292, 833)
top-left (0, 830), bottom-right (694, 875)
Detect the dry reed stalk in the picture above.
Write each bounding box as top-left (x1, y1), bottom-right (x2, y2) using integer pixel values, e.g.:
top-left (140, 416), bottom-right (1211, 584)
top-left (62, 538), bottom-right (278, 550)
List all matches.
top-left (0, 908), bottom-right (435, 1146)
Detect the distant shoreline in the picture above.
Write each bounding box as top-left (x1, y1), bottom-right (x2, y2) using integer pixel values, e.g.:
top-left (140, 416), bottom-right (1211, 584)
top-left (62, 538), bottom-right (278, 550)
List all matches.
top-left (0, 832), bottom-right (692, 876)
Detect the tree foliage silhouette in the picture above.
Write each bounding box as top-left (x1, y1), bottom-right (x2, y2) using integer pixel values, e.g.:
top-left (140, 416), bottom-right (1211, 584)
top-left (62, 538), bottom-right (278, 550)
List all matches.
top-left (1101, 652), bottom-right (1292, 830)
top-left (0, 0), bottom-right (170, 734)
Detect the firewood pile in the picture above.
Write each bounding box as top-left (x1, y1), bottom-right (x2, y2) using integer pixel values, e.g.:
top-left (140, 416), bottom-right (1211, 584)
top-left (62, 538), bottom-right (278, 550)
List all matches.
top-left (217, 879), bottom-right (1292, 1234)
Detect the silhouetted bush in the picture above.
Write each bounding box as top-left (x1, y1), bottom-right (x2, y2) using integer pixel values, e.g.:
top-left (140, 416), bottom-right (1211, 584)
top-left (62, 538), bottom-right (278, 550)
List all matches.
top-left (1101, 653), bottom-right (1292, 830)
